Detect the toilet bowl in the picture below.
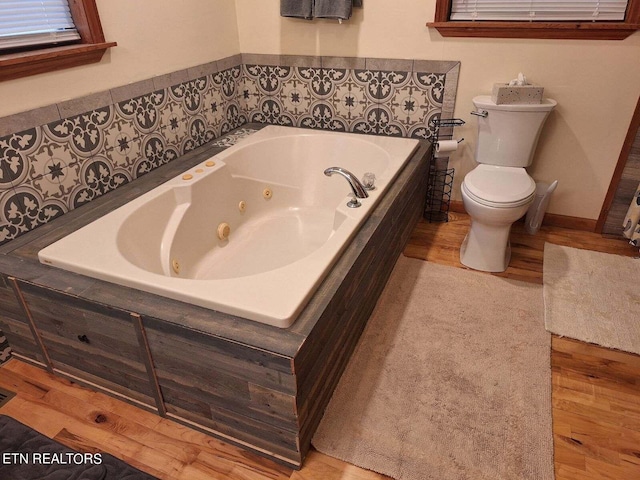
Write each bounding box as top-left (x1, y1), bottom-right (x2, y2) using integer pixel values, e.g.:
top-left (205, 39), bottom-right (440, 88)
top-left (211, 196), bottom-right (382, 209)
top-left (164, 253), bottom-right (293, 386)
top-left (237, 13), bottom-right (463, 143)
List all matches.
top-left (460, 164), bottom-right (536, 272)
top-left (460, 95), bottom-right (556, 272)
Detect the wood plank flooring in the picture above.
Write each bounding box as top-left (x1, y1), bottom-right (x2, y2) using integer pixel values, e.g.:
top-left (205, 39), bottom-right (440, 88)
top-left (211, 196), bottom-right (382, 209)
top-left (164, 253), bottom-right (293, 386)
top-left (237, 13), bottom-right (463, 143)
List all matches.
top-left (1, 212), bottom-right (639, 479)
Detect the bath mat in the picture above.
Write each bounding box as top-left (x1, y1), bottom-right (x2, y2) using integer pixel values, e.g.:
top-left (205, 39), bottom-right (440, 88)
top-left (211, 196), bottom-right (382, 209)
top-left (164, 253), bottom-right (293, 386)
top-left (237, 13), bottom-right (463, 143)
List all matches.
top-left (0, 415), bottom-right (157, 479)
top-left (312, 256), bottom-right (553, 480)
top-left (543, 243), bottom-right (640, 355)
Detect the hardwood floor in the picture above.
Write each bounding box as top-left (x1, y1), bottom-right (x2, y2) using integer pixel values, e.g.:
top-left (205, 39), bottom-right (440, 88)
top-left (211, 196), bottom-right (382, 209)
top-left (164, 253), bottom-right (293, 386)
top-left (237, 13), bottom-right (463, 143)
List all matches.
top-left (1, 212), bottom-right (638, 479)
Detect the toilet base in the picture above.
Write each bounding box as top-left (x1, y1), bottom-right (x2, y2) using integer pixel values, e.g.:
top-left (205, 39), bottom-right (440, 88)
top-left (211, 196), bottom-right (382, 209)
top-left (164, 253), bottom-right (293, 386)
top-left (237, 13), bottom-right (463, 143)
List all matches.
top-left (460, 229), bottom-right (512, 273)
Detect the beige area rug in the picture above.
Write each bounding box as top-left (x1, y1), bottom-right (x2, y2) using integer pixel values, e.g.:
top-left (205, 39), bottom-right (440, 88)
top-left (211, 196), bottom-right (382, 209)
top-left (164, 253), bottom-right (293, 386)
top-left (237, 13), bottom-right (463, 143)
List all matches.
top-left (312, 256), bottom-right (553, 480)
top-left (543, 243), bottom-right (640, 355)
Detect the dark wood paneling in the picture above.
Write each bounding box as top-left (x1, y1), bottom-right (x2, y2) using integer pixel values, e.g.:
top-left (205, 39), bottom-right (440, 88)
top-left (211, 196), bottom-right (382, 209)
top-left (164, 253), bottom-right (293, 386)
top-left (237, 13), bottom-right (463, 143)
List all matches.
top-left (143, 319), bottom-right (298, 429)
top-left (17, 281), bottom-right (154, 402)
top-left (0, 275), bottom-right (45, 363)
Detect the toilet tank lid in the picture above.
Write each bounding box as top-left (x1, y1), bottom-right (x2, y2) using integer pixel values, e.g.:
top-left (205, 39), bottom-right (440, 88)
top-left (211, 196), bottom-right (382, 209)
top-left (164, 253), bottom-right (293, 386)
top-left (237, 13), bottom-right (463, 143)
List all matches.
top-left (473, 95), bottom-right (557, 112)
top-left (465, 165), bottom-right (536, 204)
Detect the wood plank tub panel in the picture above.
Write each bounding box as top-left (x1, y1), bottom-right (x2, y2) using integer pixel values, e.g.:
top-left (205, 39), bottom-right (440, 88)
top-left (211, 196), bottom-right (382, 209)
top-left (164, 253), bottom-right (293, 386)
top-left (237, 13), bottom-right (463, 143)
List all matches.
top-left (143, 322), bottom-right (298, 431)
top-left (0, 274), bottom-right (45, 363)
top-left (165, 403), bottom-right (300, 465)
top-left (141, 314), bottom-right (295, 379)
top-left (16, 281), bottom-right (154, 400)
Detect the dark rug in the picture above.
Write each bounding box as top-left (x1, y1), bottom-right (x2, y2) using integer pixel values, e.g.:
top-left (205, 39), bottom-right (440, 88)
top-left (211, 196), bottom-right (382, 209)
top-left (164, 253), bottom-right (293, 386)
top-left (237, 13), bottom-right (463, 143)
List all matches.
top-left (0, 415), bottom-right (157, 480)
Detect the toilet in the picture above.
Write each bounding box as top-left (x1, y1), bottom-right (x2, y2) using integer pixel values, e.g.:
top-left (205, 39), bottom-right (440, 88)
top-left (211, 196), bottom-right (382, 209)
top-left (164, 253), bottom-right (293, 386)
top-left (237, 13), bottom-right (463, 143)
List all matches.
top-left (460, 95), bottom-right (557, 272)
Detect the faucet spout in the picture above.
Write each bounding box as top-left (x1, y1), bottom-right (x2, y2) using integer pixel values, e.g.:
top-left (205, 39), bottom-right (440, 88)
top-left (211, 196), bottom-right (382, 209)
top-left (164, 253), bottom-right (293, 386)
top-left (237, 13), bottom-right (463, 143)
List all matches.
top-left (324, 167), bottom-right (369, 204)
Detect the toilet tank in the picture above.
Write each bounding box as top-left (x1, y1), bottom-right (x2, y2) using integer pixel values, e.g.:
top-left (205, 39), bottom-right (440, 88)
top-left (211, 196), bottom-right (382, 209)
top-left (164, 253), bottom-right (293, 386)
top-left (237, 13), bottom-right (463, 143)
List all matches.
top-left (473, 95), bottom-right (557, 167)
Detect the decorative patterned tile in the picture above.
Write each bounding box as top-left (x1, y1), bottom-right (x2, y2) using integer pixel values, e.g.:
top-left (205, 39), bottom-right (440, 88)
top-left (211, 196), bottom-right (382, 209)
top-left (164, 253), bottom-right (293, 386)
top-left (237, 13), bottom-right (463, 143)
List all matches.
top-left (0, 127), bottom-right (42, 190)
top-left (0, 188), bottom-right (20, 245)
top-left (134, 134), bottom-right (179, 179)
top-left (25, 136), bottom-right (83, 182)
top-left (376, 71), bottom-right (411, 103)
top-left (213, 66), bottom-right (241, 102)
top-left (210, 128), bottom-right (258, 148)
top-left (168, 77), bottom-right (209, 117)
top-left (116, 90), bottom-right (167, 137)
top-left (2, 185), bottom-right (67, 239)
top-left (105, 135), bottom-right (143, 173)
top-left (237, 74), bottom-right (262, 115)
top-left (415, 71), bottom-right (446, 106)
top-left (388, 74), bottom-right (444, 140)
top-left (351, 69), bottom-right (379, 103)
top-left (249, 98), bottom-right (295, 127)
top-left (298, 67), bottom-right (347, 100)
top-left (160, 117), bottom-right (189, 155)
top-left (278, 68), bottom-right (315, 124)
top-left (70, 157), bottom-right (130, 208)
top-left (44, 106), bottom-right (114, 158)
top-left (102, 111), bottom-right (139, 153)
top-left (243, 64), bottom-right (293, 96)
top-left (220, 100), bottom-right (246, 136)
top-left (328, 70), bottom-right (374, 127)
top-left (202, 81), bottom-right (225, 137)
top-left (183, 115), bottom-right (216, 154)
top-left (299, 101), bottom-right (348, 132)
top-left (29, 157), bottom-right (82, 203)
top-left (352, 105), bottom-right (404, 137)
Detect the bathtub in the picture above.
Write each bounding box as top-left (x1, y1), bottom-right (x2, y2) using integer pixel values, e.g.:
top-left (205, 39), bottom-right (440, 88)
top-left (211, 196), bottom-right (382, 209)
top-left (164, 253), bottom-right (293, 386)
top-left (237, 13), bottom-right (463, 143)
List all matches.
top-left (38, 126), bottom-right (419, 328)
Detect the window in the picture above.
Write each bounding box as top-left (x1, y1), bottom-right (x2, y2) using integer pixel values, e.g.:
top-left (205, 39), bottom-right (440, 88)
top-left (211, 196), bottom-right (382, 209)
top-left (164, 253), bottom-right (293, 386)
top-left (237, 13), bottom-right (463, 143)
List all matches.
top-left (0, 1), bottom-right (80, 52)
top-left (428, 0), bottom-right (640, 39)
top-left (0, 0), bottom-right (116, 81)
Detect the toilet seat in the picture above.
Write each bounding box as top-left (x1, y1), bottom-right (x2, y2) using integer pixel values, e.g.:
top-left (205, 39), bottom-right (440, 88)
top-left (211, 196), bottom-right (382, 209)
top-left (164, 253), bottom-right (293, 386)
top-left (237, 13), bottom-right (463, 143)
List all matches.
top-left (463, 165), bottom-right (536, 208)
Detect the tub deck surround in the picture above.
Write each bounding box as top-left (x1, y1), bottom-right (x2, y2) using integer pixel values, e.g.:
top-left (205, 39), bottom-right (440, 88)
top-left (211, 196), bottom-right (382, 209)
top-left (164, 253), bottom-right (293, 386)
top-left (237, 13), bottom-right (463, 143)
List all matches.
top-left (0, 124), bottom-right (432, 467)
top-left (38, 126), bottom-right (419, 327)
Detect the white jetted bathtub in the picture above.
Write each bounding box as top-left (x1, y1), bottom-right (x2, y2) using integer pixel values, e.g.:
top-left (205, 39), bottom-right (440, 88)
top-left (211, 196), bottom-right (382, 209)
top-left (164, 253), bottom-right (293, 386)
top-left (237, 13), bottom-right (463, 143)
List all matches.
top-left (39, 126), bottom-right (419, 327)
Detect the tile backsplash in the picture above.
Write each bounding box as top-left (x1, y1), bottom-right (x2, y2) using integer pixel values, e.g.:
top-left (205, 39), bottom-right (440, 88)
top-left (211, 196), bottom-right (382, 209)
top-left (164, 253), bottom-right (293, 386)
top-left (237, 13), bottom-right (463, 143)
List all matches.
top-left (0, 54), bottom-right (459, 246)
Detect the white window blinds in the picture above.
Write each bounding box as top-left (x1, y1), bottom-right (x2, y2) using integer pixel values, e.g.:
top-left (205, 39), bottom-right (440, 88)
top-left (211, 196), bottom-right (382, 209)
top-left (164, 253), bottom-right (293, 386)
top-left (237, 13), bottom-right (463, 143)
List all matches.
top-left (0, 0), bottom-right (80, 51)
top-left (450, 1), bottom-right (630, 21)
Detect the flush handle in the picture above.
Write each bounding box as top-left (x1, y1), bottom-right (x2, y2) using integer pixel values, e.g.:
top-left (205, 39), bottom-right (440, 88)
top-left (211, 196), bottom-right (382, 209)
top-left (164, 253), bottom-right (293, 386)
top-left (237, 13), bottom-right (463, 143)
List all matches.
top-left (470, 110), bottom-right (488, 118)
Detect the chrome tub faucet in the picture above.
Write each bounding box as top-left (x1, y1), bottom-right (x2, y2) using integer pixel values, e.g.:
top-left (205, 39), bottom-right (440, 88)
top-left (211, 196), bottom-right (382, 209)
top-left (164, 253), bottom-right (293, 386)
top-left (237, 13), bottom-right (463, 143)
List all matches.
top-left (324, 167), bottom-right (369, 208)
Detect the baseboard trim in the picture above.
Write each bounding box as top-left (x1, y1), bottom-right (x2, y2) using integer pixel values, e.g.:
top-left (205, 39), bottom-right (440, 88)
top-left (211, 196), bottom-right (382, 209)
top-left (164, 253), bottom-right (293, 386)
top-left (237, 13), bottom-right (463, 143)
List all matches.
top-left (449, 201), bottom-right (597, 232)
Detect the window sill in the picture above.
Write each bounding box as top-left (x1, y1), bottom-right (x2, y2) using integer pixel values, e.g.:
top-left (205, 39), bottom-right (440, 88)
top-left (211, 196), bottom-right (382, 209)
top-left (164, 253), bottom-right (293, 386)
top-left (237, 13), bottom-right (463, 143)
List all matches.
top-left (0, 41), bottom-right (117, 82)
top-left (427, 21), bottom-right (640, 40)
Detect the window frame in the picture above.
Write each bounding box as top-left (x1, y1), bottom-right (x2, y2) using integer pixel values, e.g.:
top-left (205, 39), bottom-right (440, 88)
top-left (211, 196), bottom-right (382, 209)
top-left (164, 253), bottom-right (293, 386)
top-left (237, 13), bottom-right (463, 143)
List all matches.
top-left (428, 0), bottom-right (640, 40)
top-left (0, 0), bottom-right (116, 81)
